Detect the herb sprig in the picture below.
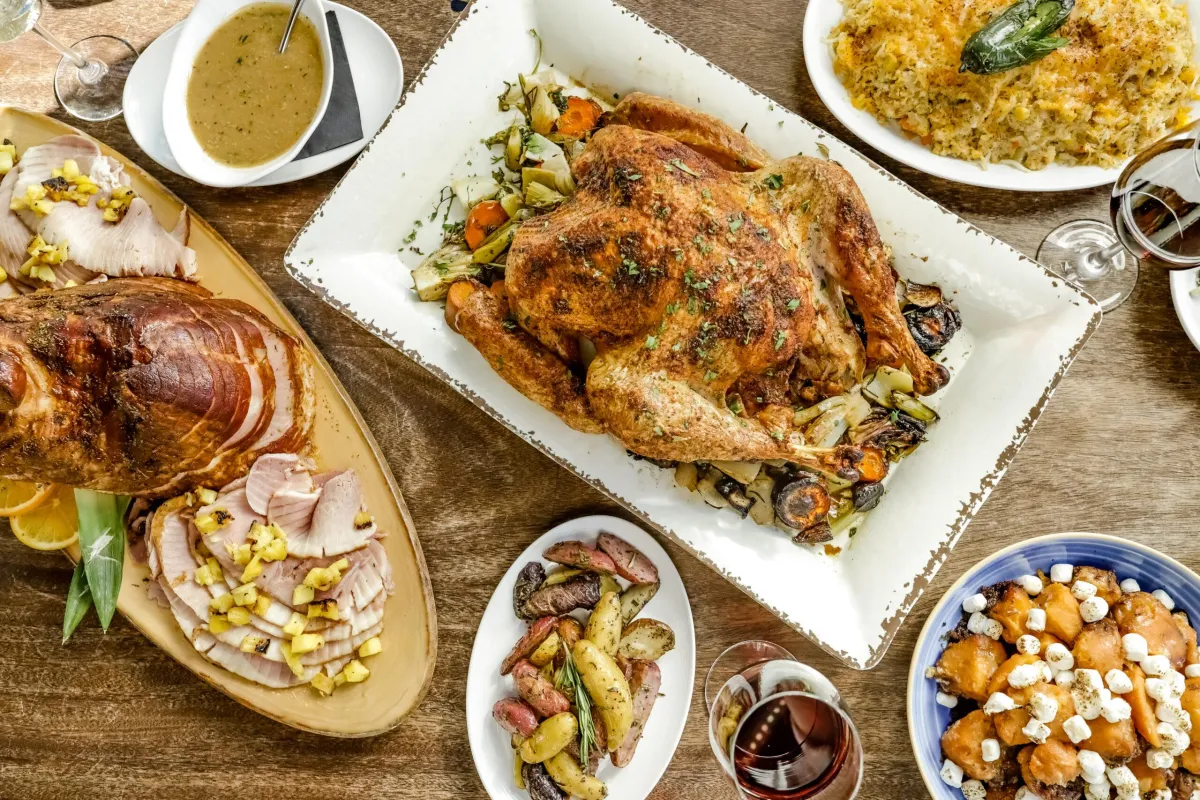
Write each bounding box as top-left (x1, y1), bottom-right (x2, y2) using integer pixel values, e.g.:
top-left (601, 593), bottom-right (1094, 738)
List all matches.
top-left (555, 649), bottom-right (597, 766)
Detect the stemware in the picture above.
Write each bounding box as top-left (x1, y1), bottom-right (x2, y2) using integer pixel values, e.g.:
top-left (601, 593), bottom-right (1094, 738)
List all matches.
top-left (1038, 118), bottom-right (1200, 310)
top-left (0, 0), bottom-right (138, 121)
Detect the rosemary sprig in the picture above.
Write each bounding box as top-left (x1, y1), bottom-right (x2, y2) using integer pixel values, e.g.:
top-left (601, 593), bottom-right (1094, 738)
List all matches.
top-left (555, 649), bottom-right (597, 766)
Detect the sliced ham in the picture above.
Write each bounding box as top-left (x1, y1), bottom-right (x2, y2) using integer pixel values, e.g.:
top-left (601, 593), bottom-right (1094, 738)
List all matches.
top-left (300, 622), bottom-right (383, 667)
top-left (0, 168), bottom-right (30, 274)
top-left (286, 471), bottom-right (375, 558)
top-left (245, 453), bottom-right (312, 514)
top-left (204, 640), bottom-right (317, 688)
top-left (267, 489), bottom-right (321, 539)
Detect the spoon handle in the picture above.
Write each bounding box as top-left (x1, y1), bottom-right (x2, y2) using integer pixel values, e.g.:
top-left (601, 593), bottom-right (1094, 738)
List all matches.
top-left (278, 0), bottom-right (305, 54)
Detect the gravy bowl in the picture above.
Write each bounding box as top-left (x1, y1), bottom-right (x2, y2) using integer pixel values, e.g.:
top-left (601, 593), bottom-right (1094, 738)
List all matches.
top-left (162, 0), bottom-right (334, 188)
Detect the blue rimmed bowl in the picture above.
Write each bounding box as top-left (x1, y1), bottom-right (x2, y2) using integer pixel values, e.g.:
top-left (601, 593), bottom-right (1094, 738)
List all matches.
top-left (907, 532), bottom-right (1200, 799)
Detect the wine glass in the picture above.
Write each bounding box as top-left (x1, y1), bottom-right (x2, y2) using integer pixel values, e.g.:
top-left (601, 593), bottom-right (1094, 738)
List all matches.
top-left (0, 0), bottom-right (138, 122)
top-left (1038, 118), bottom-right (1200, 311)
top-left (706, 641), bottom-right (864, 799)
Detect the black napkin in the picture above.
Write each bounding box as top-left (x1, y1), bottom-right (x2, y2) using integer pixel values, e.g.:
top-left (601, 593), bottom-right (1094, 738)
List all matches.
top-left (295, 11), bottom-right (363, 161)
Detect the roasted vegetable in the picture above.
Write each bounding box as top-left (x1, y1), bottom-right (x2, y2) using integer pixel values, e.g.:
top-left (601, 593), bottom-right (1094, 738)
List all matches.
top-left (411, 243), bottom-right (479, 301)
top-left (715, 477), bottom-right (753, 517)
top-left (673, 462), bottom-right (699, 492)
top-left (522, 761), bottom-right (567, 800)
top-left (505, 125), bottom-right (526, 171)
top-left (612, 660), bottom-right (662, 767)
top-left (555, 96), bottom-right (604, 137)
top-left (772, 475), bottom-right (831, 531)
top-left (529, 631), bottom-right (562, 667)
top-left (514, 561), bottom-right (547, 620)
top-left (465, 200), bottom-right (509, 250)
top-left (583, 592), bottom-right (623, 657)
top-left (573, 639), bottom-right (633, 750)
top-left (597, 533), bottom-right (659, 585)
top-left (525, 181), bottom-right (568, 209)
top-left (494, 697), bottom-right (540, 737)
top-left (514, 659), bottom-right (573, 718)
top-left (502, 617), bottom-right (559, 675)
top-left (906, 302), bottom-right (962, 356)
top-left (473, 219), bottom-right (519, 265)
top-left (619, 582), bottom-right (659, 624)
top-left (618, 618), bottom-right (676, 662)
top-left (848, 408), bottom-right (926, 454)
top-left (519, 712), bottom-right (579, 763)
top-left (959, 0), bottom-right (1075, 76)
top-left (523, 572), bottom-right (602, 618)
top-left (901, 280), bottom-right (943, 308)
top-left (451, 174), bottom-right (500, 208)
top-left (544, 541), bottom-right (618, 573)
top-left (941, 711), bottom-right (1001, 782)
top-left (862, 366), bottom-right (914, 408)
top-left (1113, 592), bottom-right (1187, 669)
top-left (695, 466), bottom-right (729, 509)
top-left (934, 634), bottom-right (1008, 702)
top-left (851, 481), bottom-right (884, 512)
top-left (542, 568), bottom-right (584, 587)
top-left (545, 750), bottom-right (607, 800)
top-left (710, 460), bottom-right (762, 484)
top-left (890, 392), bottom-right (938, 423)
top-left (530, 86), bottom-right (561, 135)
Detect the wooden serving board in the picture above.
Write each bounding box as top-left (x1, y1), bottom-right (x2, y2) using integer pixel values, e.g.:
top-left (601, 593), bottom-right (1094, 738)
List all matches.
top-left (0, 106), bottom-right (437, 737)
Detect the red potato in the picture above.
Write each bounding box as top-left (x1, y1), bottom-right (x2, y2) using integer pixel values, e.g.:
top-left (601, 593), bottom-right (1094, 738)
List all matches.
top-left (597, 532), bottom-right (659, 584)
top-left (612, 660), bottom-right (662, 767)
top-left (543, 541), bottom-right (618, 574)
top-left (513, 659), bottom-right (571, 718)
top-left (501, 617), bottom-right (558, 676)
top-left (492, 697), bottom-right (539, 737)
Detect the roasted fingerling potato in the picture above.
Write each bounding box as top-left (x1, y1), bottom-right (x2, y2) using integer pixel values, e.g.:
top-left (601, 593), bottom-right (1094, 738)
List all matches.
top-left (618, 618), bottom-right (676, 662)
top-left (519, 712), bottom-right (579, 763)
top-left (543, 540), bottom-right (618, 574)
top-left (544, 751), bottom-right (608, 800)
top-left (612, 660), bottom-right (662, 767)
top-left (493, 697), bottom-right (540, 737)
top-left (529, 631), bottom-right (561, 667)
top-left (502, 617), bottom-right (559, 675)
top-left (596, 532), bottom-right (659, 584)
top-left (573, 639), bottom-right (634, 749)
top-left (513, 660), bottom-right (572, 718)
top-left (619, 582), bottom-right (659, 623)
top-left (584, 591), bottom-right (623, 657)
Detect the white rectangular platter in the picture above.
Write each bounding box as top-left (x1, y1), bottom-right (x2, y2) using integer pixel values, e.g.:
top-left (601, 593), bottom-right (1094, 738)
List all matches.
top-left (285, 0), bottom-right (1101, 668)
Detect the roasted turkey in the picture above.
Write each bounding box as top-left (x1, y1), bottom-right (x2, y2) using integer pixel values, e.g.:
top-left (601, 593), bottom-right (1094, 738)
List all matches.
top-left (0, 278), bottom-right (315, 497)
top-left (450, 93), bottom-right (948, 464)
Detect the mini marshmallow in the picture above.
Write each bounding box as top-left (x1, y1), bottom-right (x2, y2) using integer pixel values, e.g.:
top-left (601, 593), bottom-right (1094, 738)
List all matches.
top-left (1077, 749), bottom-right (1105, 781)
top-left (1045, 643), bottom-right (1075, 672)
top-left (967, 612), bottom-right (990, 635)
top-left (1076, 668), bottom-right (1103, 690)
top-left (1101, 696), bottom-right (1132, 723)
top-left (1072, 580), bottom-right (1098, 601)
top-left (1146, 677), bottom-right (1173, 702)
top-left (1169, 670), bottom-right (1187, 696)
top-left (1008, 663), bottom-right (1044, 689)
top-left (940, 759), bottom-right (963, 788)
top-left (1051, 563), bottom-right (1074, 583)
top-left (1143, 654), bottom-right (1172, 677)
top-left (1105, 669), bottom-right (1133, 694)
top-left (1023, 717), bottom-right (1052, 744)
top-left (1015, 788), bottom-right (1039, 800)
top-left (961, 780), bottom-right (987, 800)
top-left (1039, 661), bottom-right (1055, 683)
top-left (1147, 791), bottom-right (1173, 800)
top-left (1120, 578), bottom-right (1141, 593)
top-left (1116, 786), bottom-right (1140, 800)
top-left (1187, 664), bottom-right (1200, 679)
top-left (936, 692), bottom-right (958, 708)
top-left (1157, 722), bottom-right (1191, 757)
top-left (982, 618), bottom-right (1004, 641)
top-left (980, 738), bottom-right (1000, 763)
top-left (1158, 700), bottom-right (1192, 732)
top-left (1145, 748), bottom-right (1174, 770)
top-left (1063, 714), bottom-right (1092, 744)
top-left (1084, 780), bottom-right (1111, 800)
top-left (1106, 764), bottom-right (1137, 789)
top-left (984, 692), bottom-right (1017, 715)
top-left (1073, 686), bottom-right (1104, 721)
top-left (1029, 692), bottom-right (1059, 723)
top-left (1055, 669), bottom-right (1076, 688)
top-left (1153, 589), bottom-right (1176, 611)
top-left (1017, 574), bottom-right (1044, 596)
top-left (1016, 635), bottom-right (1041, 656)
top-left (1026, 608), bottom-right (1047, 632)
top-left (962, 593), bottom-right (987, 614)
top-left (1080, 596), bottom-right (1109, 623)
top-left (1122, 633), bottom-right (1149, 663)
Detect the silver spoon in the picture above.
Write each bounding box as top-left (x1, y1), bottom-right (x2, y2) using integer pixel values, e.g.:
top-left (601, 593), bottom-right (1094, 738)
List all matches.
top-left (278, 0), bottom-right (305, 54)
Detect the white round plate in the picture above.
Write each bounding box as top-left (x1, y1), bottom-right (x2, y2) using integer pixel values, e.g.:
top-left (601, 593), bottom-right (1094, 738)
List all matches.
top-left (122, 2), bottom-right (401, 187)
top-left (1170, 267), bottom-right (1200, 351)
top-left (465, 515), bottom-right (695, 800)
top-left (802, 0), bottom-right (1200, 191)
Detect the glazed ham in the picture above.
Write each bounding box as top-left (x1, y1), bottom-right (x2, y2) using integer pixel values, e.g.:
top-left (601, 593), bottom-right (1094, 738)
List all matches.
top-left (0, 278), bottom-right (315, 497)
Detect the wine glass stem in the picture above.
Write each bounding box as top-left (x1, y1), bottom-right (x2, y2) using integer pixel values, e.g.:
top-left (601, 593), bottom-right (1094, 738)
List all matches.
top-left (1077, 241), bottom-right (1126, 281)
top-left (32, 23), bottom-right (90, 72)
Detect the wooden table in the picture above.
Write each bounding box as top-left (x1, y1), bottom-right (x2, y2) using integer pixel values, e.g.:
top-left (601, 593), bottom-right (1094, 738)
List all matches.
top-left (2, 1), bottom-right (1199, 797)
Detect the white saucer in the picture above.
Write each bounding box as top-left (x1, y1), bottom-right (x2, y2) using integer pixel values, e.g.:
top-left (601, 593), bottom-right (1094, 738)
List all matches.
top-left (1171, 268), bottom-right (1200, 352)
top-left (122, 2), bottom-right (401, 187)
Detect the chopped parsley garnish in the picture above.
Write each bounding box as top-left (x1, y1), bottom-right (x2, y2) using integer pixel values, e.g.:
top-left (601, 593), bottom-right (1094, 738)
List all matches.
top-left (626, 173), bottom-right (642, 181)
top-left (728, 396), bottom-right (744, 415)
top-left (701, 188), bottom-right (712, 201)
top-left (665, 301), bottom-right (680, 315)
top-left (728, 214), bottom-right (743, 233)
top-left (763, 174), bottom-right (784, 190)
top-left (644, 334), bottom-right (659, 350)
top-left (668, 158), bottom-right (700, 177)
top-left (774, 330), bottom-right (789, 350)
top-left (771, 430), bottom-right (784, 441)
top-left (501, 317), bottom-right (518, 332)
top-left (800, 199), bottom-right (811, 213)
top-left (683, 270), bottom-right (709, 291)
top-left (704, 370), bottom-right (719, 382)
top-left (624, 258), bottom-right (640, 276)
top-left (786, 299), bottom-right (801, 312)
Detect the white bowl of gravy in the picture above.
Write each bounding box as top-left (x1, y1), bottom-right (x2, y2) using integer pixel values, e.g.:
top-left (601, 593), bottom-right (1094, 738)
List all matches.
top-left (162, 0), bottom-right (334, 188)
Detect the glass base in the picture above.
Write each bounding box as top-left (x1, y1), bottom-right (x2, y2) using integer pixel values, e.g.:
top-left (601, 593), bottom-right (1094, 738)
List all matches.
top-left (54, 35), bottom-right (138, 122)
top-left (1036, 219), bottom-right (1138, 312)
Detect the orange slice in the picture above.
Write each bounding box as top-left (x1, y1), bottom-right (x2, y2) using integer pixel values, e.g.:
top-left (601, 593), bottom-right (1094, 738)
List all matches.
top-left (10, 486), bottom-right (78, 551)
top-left (0, 478), bottom-right (57, 517)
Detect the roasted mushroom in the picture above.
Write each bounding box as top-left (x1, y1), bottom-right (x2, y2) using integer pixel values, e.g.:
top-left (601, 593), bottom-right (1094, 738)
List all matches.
top-left (848, 408), bottom-right (926, 454)
top-left (851, 481), bottom-right (884, 512)
top-left (715, 477), bottom-right (753, 517)
top-left (905, 301), bottom-right (962, 356)
top-left (901, 280), bottom-right (944, 308)
top-left (773, 475), bottom-right (832, 531)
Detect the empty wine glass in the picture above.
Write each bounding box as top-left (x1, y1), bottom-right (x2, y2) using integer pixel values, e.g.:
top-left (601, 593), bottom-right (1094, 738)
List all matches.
top-left (1038, 118), bottom-right (1200, 311)
top-left (0, 0), bottom-right (138, 122)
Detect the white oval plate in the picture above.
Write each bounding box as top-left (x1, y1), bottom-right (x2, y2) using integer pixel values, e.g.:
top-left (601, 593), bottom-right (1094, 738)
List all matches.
top-left (465, 515), bottom-right (695, 800)
top-left (802, 0), bottom-right (1200, 191)
top-left (122, 2), bottom-right (401, 187)
top-left (1170, 267), bottom-right (1200, 351)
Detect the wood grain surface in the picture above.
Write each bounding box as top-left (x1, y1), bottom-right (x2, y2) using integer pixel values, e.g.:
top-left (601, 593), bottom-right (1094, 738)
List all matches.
top-left (2, 1), bottom-right (1198, 798)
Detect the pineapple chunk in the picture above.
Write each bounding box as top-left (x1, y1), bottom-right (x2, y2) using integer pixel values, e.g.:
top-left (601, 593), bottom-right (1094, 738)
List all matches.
top-left (252, 594), bottom-right (272, 618)
top-left (248, 521), bottom-right (274, 550)
top-left (60, 159), bottom-right (80, 180)
top-left (330, 558), bottom-right (350, 572)
top-left (293, 584), bottom-right (315, 606)
top-left (194, 558), bottom-right (223, 586)
top-left (232, 543), bottom-right (252, 565)
top-left (280, 642), bottom-right (306, 677)
top-left (195, 487), bottom-right (218, 505)
top-left (310, 673), bottom-right (336, 696)
top-left (353, 511), bottom-right (374, 530)
top-left (291, 633), bottom-right (325, 655)
top-left (283, 612), bottom-right (308, 637)
top-left (342, 659), bottom-right (370, 683)
top-left (0, 267), bottom-right (9, 283)
top-left (358, 637), bottom-right (382, 658)
top-left (240, 635), bottom-right (269, 654)
top-left (209, 594), bottom-right (235, 614)
top-left (231, 583), bottom-right (258, 607)
top-left (0, 152), bottom-right (12, 176)
top-left (307, 599), bottom-right (339, 620)
top-left (241, 553), bottom-right (263, 583)
top-left (302, 566), bottom-right (336, 591)
top-left (260, 537), bottom-right (287, 562)
top-left (208, 615), bottom-right (231, 634)
top-left (194, 507), bottom-right (233, 534)
top-left (227, 607), bottom-right (251, 626)
top-left (30, 199), bottom-right (54, 216)
top-left (332, 671), bottom-right (347, 687)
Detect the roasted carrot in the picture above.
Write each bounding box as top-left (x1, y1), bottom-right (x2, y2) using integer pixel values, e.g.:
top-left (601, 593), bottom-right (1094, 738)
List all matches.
top-left (445, 280), bottom-right (478, 332)
top-left (465, 200), bottom-right (509, 250)
top-left (555, 96), bottom-right (604, 137)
